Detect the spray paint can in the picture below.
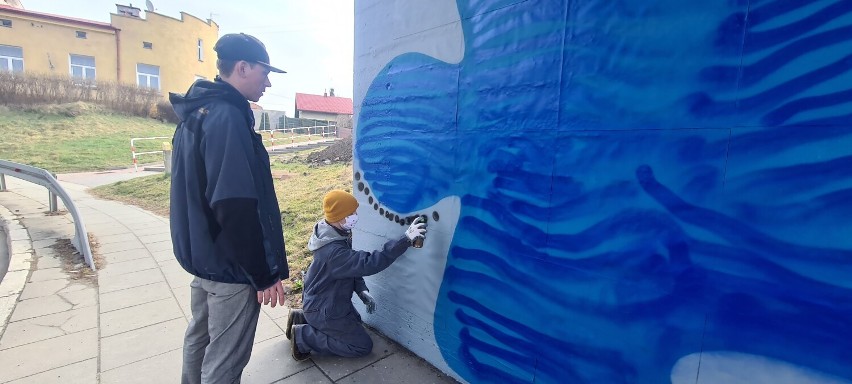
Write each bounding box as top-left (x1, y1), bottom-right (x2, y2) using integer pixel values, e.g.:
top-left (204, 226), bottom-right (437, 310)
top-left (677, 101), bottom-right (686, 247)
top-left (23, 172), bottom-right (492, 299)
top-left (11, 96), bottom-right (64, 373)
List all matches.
top-left (412, 215), bottom-right (428, 248)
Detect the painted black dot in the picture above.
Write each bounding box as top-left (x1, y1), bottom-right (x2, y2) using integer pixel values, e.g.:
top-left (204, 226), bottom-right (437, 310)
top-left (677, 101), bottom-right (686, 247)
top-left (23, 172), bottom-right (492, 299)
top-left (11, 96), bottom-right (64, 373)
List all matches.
top-left (373, 203), bottom-right (379, 210)
top-left (379, 208), bottom-right (385, 215)
top-left (368, 196), bottom-right (374, 205)
top-left (432, 211), bottom-right (440, 222)
top-left (394, 214), bottom-right (400, 222)
top-left (364, 187), bottom-right (370, 196)
top-left (357, 182), bottom-right (364, 192)
top-left (355, 172), bottom-right (361, 180)
top-left (405, 216), bottom-right (413, 225)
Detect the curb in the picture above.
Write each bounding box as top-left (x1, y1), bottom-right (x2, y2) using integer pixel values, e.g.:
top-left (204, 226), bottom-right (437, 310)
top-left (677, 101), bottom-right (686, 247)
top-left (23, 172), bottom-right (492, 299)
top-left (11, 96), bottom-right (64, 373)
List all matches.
top-left (0, 203), bottom-right (35, 337)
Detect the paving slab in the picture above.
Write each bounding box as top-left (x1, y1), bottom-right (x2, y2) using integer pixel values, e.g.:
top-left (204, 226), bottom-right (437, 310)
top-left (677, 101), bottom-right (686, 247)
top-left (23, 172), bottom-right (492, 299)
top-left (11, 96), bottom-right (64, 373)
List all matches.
top-left (100, 297), bottom-right (183, 337)
top-left (98, 239), bottom-right (145, 254)
top-left (0, 270), bottom-right (28, 298)
top-left (99, 247), bottom-right (152, 264)
top-left (100, 318), bottom-right (186, 371)
top-left (100, 281), bottom-right (173, 313)
top-left (274, 366), bottom-right (334, 384)
top-left (26, 267), bottom-right (68, 283)
top-left (336, 351), bottom-right (458, 384)
top-left (100, 348), bottom-right (182, 384)
top-left (0, 306), bottom-right (97, 349)
top-left (98, 267), bottom-right (164, 294)
top-left (0, 328), bottom-right (98, 382)
top-left (311, 327), bottom-right (401, 381)
top-left (5, 357), bottom-right (98, 384)
top-left (242, 335), bottom-right (314, 384)
top-left (19, 279), bottom-right (88, 300)
top-left (97, 256), bottom-right (158, 278)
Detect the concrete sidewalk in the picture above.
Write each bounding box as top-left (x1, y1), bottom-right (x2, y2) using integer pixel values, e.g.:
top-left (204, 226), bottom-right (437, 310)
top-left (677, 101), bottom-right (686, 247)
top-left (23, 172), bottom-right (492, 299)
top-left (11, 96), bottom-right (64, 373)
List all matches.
top-left (0, 174), bottom-right (456, 383)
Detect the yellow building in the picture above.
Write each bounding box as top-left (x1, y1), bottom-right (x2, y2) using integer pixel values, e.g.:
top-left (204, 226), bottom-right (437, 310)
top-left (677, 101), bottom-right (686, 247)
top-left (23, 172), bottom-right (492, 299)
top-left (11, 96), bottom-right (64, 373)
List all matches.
top-left (0, 3), bottom-right (218, 98)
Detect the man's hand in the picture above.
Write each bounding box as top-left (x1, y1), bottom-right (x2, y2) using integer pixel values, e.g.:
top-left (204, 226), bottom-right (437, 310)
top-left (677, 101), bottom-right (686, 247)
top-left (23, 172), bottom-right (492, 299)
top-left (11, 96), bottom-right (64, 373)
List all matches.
top-left (257, 279), bottom-right (286, 308)
top-left (405, 216), bottom-right (427, 242)
top-left (357, 290), bottom-right (376, 314)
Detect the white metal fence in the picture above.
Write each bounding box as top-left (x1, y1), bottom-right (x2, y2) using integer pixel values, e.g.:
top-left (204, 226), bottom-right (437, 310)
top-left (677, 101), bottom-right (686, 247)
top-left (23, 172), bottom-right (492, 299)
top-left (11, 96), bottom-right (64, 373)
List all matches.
top-left (130, 136), bottom-right (171, 172)
top-left (258, 125), bottom-right (338, 147)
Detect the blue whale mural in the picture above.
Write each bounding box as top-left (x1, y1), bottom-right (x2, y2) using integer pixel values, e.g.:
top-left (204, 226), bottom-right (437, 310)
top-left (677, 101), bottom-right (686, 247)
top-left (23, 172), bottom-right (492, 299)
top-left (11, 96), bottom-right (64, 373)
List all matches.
top-left (355, 0), bottom-right (852, 382)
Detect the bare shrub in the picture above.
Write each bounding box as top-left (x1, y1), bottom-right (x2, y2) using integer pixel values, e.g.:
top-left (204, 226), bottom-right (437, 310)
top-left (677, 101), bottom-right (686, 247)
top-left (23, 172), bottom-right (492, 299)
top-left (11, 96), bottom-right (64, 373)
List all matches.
top-left (153, 100), bottom-right (179, 124)
top-left (0, 71), bottom-right (160, 117)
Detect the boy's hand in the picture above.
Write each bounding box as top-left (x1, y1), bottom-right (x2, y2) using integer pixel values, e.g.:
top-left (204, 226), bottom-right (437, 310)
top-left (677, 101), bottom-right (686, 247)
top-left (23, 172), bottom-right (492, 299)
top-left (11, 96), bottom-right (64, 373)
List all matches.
top-left (405, 217), bottom-right (427, 242)
top-left (357, 290), bottom-right (376, 314)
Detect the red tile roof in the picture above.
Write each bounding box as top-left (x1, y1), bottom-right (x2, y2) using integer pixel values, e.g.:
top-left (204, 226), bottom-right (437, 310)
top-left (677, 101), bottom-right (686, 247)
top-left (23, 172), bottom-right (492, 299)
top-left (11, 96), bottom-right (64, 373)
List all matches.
top-left (0, 4), bottom-right (116, 30)
top-left (295, 93), bottom-right (353, 115)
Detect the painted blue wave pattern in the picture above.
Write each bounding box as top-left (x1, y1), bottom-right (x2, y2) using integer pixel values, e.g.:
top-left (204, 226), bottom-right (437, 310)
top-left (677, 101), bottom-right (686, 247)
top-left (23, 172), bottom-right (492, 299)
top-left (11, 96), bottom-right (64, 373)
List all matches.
top-left (357, 0), bottom-right (852, 382)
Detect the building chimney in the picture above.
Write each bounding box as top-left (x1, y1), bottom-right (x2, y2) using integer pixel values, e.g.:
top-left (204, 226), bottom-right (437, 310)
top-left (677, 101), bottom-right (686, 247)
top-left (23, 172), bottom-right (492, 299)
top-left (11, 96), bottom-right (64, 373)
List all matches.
top-left (117, 3), bottom-right (142, 18)
top-left (329, 88), bottom-right (335, 97)
top-left (323, 89), bottom-right (328, 97)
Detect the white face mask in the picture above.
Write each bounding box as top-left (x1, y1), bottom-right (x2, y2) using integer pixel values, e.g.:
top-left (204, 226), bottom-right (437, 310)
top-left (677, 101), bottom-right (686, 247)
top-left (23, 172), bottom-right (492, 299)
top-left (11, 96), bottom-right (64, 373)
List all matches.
top-left (341, 213), bottom-right (359, 230)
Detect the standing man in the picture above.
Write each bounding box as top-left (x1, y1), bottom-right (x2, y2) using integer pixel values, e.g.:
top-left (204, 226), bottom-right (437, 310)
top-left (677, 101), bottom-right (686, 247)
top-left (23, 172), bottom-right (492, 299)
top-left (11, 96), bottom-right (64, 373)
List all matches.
top-left (169, 33), bottom-right (288, 384)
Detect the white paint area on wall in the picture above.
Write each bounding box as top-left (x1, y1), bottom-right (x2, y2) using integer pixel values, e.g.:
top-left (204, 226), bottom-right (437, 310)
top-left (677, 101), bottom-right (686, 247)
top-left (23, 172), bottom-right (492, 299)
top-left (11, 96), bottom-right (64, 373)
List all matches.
top-left (350, 195), bottom-right (462, 382)
top-left (353, 0), bottom-right (465, 117)
top-left (670, 352), bottom-right (852, 384)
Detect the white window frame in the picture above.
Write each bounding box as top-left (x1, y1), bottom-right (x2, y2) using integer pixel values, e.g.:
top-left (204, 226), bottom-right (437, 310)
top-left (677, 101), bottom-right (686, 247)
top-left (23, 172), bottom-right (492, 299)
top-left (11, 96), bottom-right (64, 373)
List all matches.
top-left (69, 54), bottom-right (96, 80)
top-left (0, 44), bottom-right (24, 73)
top-left (197, 38), bottom-right (203, 61)
top-left (136, 63), bottom-right (160, 90)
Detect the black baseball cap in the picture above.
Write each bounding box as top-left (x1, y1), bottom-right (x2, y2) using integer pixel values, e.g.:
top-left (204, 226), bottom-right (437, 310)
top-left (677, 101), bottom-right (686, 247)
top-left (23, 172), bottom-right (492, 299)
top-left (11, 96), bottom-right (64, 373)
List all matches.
top-left (214, 33), bottom-right (286, 73)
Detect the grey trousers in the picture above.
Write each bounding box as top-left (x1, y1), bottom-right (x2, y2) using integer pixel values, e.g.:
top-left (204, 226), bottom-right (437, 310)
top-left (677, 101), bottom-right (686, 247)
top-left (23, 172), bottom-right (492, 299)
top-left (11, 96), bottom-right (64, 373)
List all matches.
top-left (182, 277), bottom-right (260, 384)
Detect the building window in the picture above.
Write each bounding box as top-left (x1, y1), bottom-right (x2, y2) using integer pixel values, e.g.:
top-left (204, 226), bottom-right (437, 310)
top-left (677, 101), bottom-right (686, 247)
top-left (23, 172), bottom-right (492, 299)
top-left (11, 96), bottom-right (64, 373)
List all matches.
top-left (136, 63), bottom-right (160, 90)
top-left (0, 45), bottom-right (24, 73)
top-left (143, 41), bottom-right (153, 49)
top-left (1, 19), bottom-right (11, 28)
top-left (76, 31), bottom-right (87, 39)
top-left (197, 39), bottom-right (203, 61)
top-left (69, 54), bottom-right (96, 80)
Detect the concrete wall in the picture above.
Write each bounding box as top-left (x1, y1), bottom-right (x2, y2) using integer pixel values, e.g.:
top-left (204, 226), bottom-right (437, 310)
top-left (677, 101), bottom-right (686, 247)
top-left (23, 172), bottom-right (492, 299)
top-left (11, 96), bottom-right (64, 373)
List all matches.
top-left (353, 1), bottom-right (852, 383)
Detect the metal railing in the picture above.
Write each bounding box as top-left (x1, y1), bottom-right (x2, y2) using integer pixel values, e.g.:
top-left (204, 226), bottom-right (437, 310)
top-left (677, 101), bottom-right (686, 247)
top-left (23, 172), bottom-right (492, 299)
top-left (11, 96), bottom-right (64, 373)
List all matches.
top-left (0, 160), bottom-right (96, 271)
top-left (259, 124), bottom-right (338, 147)
top-left (130, 136), bottom-right (171, 172)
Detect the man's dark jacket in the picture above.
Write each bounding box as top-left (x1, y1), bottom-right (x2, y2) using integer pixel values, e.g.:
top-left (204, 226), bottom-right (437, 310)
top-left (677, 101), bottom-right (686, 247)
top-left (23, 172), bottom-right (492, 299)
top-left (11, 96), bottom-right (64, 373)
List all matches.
top-left (169, 78), bottom-right (288, 290)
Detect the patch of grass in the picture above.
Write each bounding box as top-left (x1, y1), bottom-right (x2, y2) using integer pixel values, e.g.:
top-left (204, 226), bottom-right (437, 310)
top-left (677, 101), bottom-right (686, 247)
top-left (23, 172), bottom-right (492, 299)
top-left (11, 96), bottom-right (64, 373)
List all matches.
top-left (92, 152), bottom-right (352, 307)
top-left (0, 103), bottom-right (175, 173)
top-left (90, 174), bottom-right (172, 216)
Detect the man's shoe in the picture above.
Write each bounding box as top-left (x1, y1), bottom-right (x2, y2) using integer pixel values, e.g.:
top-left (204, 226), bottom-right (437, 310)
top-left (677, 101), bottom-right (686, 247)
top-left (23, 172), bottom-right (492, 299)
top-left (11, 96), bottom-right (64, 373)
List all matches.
top-left (291, 326), bottom-right (311, 361)
top-left (286, 308), bottom-right (305, 340)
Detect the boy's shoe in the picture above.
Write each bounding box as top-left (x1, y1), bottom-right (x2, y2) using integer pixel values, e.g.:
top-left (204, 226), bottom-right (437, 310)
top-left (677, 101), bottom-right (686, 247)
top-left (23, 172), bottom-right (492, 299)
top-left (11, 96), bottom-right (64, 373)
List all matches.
top-left (291, 326), bottom-right (311, 361)
top-left (285, 308), bottom-right (305, 340)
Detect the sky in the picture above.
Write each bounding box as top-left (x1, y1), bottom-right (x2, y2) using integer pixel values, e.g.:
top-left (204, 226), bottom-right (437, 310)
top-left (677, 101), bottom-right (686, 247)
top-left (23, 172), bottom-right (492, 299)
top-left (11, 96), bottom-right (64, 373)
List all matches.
top-left (19, 0), bottom-right (354, 115)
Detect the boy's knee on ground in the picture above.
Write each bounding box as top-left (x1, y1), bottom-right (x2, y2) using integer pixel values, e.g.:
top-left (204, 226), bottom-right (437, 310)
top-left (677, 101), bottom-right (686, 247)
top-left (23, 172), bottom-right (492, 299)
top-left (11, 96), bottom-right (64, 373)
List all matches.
top-left (343, 336), bottom-right (373, 358)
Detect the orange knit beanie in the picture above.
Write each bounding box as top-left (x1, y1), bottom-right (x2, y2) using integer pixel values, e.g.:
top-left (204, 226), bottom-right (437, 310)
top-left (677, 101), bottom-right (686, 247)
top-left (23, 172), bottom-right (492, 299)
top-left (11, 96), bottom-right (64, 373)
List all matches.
top-left (323, 190), bottom-right (358, 223)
